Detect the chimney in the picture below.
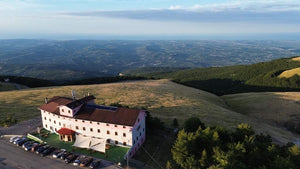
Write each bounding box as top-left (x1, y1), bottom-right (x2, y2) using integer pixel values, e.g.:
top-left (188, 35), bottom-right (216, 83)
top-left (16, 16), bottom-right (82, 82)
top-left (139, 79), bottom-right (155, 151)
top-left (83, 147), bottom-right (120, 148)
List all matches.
top-left (72, 89), bottom-right (76, 101)
top-left (45, 97), bottom-right (48, 104)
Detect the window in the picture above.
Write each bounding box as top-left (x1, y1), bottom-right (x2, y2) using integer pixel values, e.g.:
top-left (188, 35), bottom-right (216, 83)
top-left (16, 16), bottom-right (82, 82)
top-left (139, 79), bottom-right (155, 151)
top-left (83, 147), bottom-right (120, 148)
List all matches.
top-left (44, 117), bottom-right (46, 120)
top-left (49, 118), bottom-right (51, 122)
top-left (143, 128), bottom-right (145, 132)
top-left (137, 125), bottom-right (141, 131)
top-left (83, 127), bottom-right (86, 131)
top-left (90, 121), bottom-right (92, 124)
top-left (106, 123), bottom-right (109, 126)
top-left (90, 128), bottom-right (93, 132)
top-left (62, 109), bottom-right (64, 112)
top-left (45, 124), bottom-right (48, 128)
top-left (63, 124), bottom-right (66, 127)
top-left (107, 139), bottom-right (110, 143)
top-left (133, 140), bottom-right (135, 144)
top-left (82, 120), bottom-right (85, 123)
top-left (58, 116), bottom-right (60, 118)
top-left (123, 133), bottom-right (126, 137)
top-left (115, 132), bottom-right (118, 136)
top-left (115, 141), bottom-right (118, 144)
top-left (55, 128), bottom-right (57, 132)
top-left (123, 126), bottom-right (126, 128)
top-left (97, 122), bottom-right (100, 125)
top-left (140, 132), bottom-right (141, 136)
top-left (75, 119), bottom-right (77, 122)
top-left (136, 137), bottom-right (138, 141)
top-left (54, 120), bottom-right (56, 124)
top-left (68, 110), bottom-right (70, 113)
top-left (59, 122), bottom-right (61, 126)
top-left (107, 130), bottom-right (110, 134)
top-left (123, 142), bottom-right (127, 146)
top-left (138, 118), bottom-right (140, 122)
top-left (114, 124), bottom-right (117, 127)
top-left (76, 126), bottom-right (79, 129)
top-left (97, 129), bottom-right (100, 133)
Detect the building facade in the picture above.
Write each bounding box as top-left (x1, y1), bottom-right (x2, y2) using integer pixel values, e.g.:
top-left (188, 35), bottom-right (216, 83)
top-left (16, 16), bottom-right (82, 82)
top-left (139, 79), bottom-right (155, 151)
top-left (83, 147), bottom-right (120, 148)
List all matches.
top-left (38, 95), bottom-right (146, 159)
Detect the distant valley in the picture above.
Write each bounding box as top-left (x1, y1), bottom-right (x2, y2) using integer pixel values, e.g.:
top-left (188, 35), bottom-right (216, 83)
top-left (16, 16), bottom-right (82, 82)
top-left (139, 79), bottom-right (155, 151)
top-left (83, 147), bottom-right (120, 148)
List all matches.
top-left (0, 39), bottom-right (300, 81)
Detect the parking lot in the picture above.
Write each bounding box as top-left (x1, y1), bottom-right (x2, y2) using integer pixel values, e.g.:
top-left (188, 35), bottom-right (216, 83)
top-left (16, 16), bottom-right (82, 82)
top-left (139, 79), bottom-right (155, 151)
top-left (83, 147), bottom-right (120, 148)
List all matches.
top-left (0, 137), bottom-right (122, 169)
top-left (0, 117), bottom-right (123, 169)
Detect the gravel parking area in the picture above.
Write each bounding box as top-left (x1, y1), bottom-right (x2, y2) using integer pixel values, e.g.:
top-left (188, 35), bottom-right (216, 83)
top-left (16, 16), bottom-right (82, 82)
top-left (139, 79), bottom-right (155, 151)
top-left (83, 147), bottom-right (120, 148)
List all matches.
top-left (0, 116), bottom-right (42, 136)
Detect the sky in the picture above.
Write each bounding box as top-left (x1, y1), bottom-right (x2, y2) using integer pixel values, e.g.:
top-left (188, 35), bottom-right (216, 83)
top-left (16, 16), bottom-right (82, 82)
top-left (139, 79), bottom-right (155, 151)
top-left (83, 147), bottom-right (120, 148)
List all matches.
top-left (0, 0), bottom-right (300, 39)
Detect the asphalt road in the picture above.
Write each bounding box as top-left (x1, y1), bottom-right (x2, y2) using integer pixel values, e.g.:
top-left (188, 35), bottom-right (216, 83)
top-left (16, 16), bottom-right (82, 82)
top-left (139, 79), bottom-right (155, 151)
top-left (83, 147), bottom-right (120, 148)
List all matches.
top-left (0, 139), bottom-right (120, 169)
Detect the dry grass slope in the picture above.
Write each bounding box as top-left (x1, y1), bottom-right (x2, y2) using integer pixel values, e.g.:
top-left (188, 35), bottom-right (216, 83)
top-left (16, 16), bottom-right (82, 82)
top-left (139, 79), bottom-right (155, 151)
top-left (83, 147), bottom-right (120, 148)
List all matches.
top-left (222, 92), bottom-right (300, 143)
top-left (278, 67), bottom-right (300, 78)
top-left (278, 57), bottom-right (300, 78)
top-left (0, 79), bottom-right (298, 144)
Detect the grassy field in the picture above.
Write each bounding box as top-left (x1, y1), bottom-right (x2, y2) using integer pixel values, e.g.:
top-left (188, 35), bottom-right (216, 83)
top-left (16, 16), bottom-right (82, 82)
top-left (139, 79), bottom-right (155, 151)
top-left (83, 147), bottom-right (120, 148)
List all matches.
top-left (278, 67), bottom-right (300, 78)
top-left (222, 92), bottom-right (300, 143)
top-left (1, 79), bottom-right (300, 167)
top-left (278, 57), bottom-right (300, 78)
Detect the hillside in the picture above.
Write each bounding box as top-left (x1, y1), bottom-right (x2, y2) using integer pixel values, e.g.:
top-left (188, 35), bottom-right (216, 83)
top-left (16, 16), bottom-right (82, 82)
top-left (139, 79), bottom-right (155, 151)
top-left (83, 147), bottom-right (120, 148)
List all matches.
top-left (278, 67), bottom-right (300, 78)
top-left (1, 40), bottom-right (300, 81)
top-left (223, 92), bottom-right (300, 135)
top-left (140, 56), bottom-right (300, 95)
top-left (0, 79), bottom-right (298, 144)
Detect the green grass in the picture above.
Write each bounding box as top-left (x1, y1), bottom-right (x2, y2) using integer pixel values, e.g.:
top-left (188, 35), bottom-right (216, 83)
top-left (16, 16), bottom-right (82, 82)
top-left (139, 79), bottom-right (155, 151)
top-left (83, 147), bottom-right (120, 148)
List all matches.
top-left (32, 129), bottom-right (129, 163)
top-left (0, 83), bottom-right (17, 91)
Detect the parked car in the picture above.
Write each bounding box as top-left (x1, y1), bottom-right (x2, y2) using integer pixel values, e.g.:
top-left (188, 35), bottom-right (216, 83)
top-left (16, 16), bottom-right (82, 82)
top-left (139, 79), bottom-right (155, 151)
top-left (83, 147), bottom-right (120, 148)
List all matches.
top-left (89, 160), bottom-right (101, 169)
top-left (36, 145), bottom-right (50, 154)
top-left (31, 143), bottom-right (44, 152)
top-left (41, 147), bottom-right (56, 157)
top-left (65, 154), bottom-right (78, 164)
top-left (9, 136), bottom-right (19, 143)
top-left (52, 149), bottom-right (65, 158)
top-left (25, 142), bottom-right (38, 151)
top-left (73, 155), bottom-right (86, 166)
top-left (22, 140), bottom-right (34, 148)
top-left (60, 151), bottom-right (71, 160)
top-left (80, 157), bottom-right (93, 167)
top-left (13, 137), bottom-right (26, 145)
top-left (17, 138), bottom-right (30, 146)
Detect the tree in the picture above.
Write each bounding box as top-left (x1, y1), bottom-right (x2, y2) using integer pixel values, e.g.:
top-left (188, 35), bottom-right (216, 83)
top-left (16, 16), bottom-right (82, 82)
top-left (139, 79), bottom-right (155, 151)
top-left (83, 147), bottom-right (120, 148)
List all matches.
top-left (184, 117), bottom-right (205, 132)
top-left (172, 118), bottom-right (179, 127)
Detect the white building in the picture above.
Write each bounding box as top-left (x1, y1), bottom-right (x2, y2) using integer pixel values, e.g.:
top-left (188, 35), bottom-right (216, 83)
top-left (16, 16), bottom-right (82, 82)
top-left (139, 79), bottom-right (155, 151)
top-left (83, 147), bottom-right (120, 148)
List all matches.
top-left (38, 95), bottom-right (146, 159)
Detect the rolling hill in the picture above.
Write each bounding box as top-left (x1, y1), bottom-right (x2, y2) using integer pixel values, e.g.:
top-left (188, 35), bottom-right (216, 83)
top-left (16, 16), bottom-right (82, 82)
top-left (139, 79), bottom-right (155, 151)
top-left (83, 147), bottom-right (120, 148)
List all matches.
top-left (1, 39), bottom-right (300, 81)
top-left (137, 56), bottom-right (300, 95)
top-left (0, 79), bottom-right (299, 145)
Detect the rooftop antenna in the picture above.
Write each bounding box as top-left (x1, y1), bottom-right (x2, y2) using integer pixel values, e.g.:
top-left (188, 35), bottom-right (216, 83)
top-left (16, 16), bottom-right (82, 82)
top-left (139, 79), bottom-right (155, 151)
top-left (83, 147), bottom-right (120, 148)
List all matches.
top-left (72, 89), bottom-right (76, 101)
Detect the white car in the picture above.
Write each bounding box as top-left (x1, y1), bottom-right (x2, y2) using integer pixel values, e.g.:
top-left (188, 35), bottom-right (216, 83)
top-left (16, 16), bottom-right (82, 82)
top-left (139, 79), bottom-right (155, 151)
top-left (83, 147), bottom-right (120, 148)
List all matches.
top-left (9, 136), bottom-right (19, 143)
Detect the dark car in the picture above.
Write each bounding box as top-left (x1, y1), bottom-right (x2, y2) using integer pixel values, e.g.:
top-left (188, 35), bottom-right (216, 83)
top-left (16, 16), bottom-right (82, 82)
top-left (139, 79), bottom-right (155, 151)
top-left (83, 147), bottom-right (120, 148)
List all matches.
top-left (22, 140), bottom-right (34, 148)
top-left (13, 137), bottom-right (23, 144)
top-left (25, 142), bottom-right (38, 151)
top-left (89, 160), bottom-right (101, 169)
top-left (36, 145), bottom-right (49, 154)
top-left (80, 157), bottom-right (93, 167)
top-left (31, 143), bottom-right (44, 152)
top-left (73, 155), bottom-right (86, 166)
top-left (52, 149), bottom-right (65, 158)
top-left (14, 137), bottom-right (27, 145)
top-left (41, 147), bottom-right (56, 157)
top-left (17, 138), bottom-right (30, 146)
top-left (60, 151), bottom-right (71, 160)
top-left (65, 154), bottom-right (78, 164)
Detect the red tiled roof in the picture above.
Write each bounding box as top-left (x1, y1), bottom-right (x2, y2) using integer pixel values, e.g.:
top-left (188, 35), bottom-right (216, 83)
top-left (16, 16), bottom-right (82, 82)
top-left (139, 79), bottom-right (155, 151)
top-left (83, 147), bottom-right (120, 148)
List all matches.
top-left (39, 97), bottom-right (73, 115)
top-left (57, 128), bottom-right (75, 135)
top-left (76, 107), bottom-right (141, 126)
top-left (39, 96), bottom-right (141, 126)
